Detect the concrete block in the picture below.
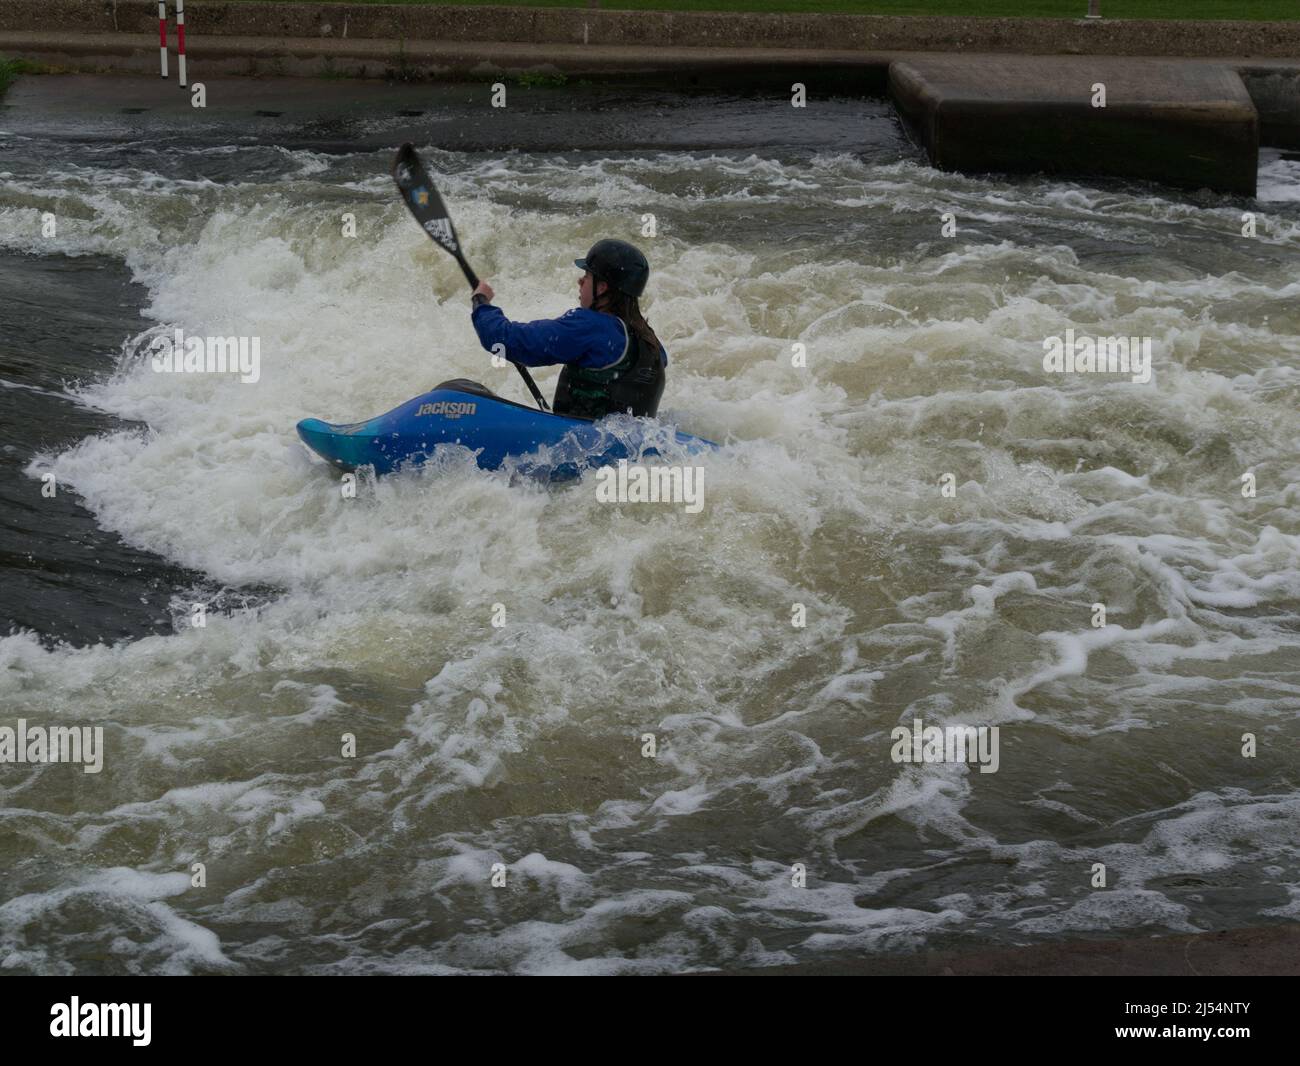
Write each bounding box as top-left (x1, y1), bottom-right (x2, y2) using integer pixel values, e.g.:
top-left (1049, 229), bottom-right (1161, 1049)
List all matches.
top-left (890, 55), bottom-right (1259, 195)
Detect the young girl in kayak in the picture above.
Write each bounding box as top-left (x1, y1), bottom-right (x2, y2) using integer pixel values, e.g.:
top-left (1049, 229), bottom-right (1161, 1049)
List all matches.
top-left (469, 239), bottom-right (667, 419)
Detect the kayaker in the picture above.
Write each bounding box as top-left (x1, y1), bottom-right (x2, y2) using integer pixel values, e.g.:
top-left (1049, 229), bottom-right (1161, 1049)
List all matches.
top-left (469, 239), bottom-right (667, 419)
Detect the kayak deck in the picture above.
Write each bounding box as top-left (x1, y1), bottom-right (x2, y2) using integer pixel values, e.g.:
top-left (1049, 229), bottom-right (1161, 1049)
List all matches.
top-left (296, 379), bottom-right (715, 478)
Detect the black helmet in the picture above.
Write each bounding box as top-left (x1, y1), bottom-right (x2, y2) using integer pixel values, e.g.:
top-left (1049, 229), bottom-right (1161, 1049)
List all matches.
top-left (574, 239), bottom-right (649, 298)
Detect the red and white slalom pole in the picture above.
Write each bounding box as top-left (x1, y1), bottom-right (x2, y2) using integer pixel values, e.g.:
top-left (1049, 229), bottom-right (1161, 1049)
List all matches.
top-left (158, 1), bottom-right (168, 78)
top-left (176, 0), bottom-right (188, 88)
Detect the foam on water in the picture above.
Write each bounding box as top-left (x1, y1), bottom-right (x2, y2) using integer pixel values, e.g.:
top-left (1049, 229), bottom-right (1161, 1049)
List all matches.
top-left (0, 142), bottom-right (1297, 973)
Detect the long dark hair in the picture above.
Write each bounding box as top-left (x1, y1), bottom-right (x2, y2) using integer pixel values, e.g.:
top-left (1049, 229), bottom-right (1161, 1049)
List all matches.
top-left (593, 287), bottom-right (661, 354)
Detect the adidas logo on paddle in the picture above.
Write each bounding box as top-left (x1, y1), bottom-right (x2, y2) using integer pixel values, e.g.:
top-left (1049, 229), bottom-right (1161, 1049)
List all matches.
top-left (422, 218), bottom-right (458, 250)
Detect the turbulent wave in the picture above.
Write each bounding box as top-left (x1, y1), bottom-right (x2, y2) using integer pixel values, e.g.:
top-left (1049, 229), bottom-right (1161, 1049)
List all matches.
top-left (0, 136), bottom-right (1297, 974)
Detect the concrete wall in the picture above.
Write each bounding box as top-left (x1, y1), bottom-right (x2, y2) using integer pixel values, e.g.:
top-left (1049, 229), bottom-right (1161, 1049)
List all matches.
top-left (4, 1), bottom-right (1300, 58)
top-left (1238, 66), bottom-right (1300, 148)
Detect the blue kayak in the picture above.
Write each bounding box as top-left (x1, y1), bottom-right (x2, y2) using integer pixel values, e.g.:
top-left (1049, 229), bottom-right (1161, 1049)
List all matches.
top-left (296, 378), bottom-right (717, 478)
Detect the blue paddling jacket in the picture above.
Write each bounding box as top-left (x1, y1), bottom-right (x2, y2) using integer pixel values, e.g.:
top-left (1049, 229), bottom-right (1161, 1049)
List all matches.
top-left (472, 304), bottom-right (667, 419)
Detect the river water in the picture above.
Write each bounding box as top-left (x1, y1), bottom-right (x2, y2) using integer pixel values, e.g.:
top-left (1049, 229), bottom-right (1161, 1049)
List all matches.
top-left (1, 75), bottom-right (1297, 974)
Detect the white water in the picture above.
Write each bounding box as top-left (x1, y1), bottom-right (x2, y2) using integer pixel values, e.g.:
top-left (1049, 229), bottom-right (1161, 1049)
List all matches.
top-left (1, 139), bottom-right (1298, 973)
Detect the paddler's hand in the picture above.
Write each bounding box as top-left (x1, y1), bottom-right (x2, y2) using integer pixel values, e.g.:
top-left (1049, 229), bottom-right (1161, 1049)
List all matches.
top-left (471, 281), bottom-right (494, 307)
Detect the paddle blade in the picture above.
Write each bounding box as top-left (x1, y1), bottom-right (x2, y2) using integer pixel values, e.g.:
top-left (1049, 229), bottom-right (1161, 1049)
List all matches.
top-left (392, 143), bottom-right (471, 276)
top-left (390, 143), bottom-right (546, 408)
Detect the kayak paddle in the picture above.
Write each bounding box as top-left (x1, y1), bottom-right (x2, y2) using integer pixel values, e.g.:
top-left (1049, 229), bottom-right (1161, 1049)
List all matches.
top-left (391, 142), bottom-right (549, 412)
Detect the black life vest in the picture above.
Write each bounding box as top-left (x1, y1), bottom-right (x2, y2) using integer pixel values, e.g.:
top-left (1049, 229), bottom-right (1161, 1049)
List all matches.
top-left (553, 317), bottom-right (666, 420)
